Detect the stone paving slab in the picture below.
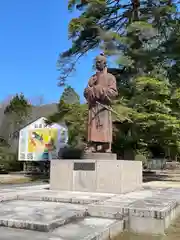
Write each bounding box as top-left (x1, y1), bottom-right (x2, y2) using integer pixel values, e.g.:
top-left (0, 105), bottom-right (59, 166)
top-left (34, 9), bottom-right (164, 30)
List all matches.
top-left (0, 189), bottom-right (49, 203)
top-left (0, 184), bottom-right (49, 193)
top-left (88, 202), bottom-right (127, 219)
top-left (149, 193), bottom-right (180, 204)
top-left (87, 195), bottom-right (135, 219)
top-left (52, 217), bottom-right (123, 240)
top-left (0, 200), bottom-right (87, 232)
top-left (117, 190), bottom-right (155, 200)
top-left (88, 190), bottom-right (178, 220)
top-left (0, 218), bottom-right (124, 240)
top-left (87, 189), bottom-right (155, 218)
top-left (19, 190), bottom-right (115, 204)
top-left (0, 227), bottom-right (48, 240)
top-left (142, 187), bottom-right (180, 204)
top-left (127, 198), bottom-right (177, 218)
top-left (16, 184), bottom-right (49, 190)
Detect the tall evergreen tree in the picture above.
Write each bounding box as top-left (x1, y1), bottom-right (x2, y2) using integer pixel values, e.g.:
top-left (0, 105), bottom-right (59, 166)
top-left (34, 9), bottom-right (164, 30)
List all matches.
top-left (60, 86), bottom-right (80, 104)
top-left (55, 1), bottom-right (180, 159)
top-left (58, 0), bottom-right (178, 84)
top-left (4, 93), bottom-right (31, 140)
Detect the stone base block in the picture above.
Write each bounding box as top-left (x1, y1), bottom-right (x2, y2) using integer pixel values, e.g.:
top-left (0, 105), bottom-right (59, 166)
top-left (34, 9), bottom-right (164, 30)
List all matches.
top-left (50, 160), bottom-right (142, 194)
top-left (127, 198), bottom-right (180, 235)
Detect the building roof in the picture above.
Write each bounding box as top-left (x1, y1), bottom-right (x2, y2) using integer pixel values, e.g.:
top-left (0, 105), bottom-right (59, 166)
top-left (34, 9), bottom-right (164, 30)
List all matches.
top-left (19, 116), bottom-right (67, 131)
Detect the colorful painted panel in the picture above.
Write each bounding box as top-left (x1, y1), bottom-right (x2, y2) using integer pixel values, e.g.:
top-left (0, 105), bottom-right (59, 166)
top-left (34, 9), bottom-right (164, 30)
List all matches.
top-left (28, 129), bottom-right (57, 152)
top-left (28, 129), bottom-right (58, 161)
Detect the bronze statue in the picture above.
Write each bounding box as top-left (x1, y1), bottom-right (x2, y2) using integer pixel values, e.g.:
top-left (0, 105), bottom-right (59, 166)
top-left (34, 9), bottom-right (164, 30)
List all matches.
top-left (84, 54), bottom-right (118, 153)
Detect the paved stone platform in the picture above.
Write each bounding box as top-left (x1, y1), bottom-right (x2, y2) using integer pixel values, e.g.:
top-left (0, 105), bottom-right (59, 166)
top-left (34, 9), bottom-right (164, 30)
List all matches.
top-left (0, 183), bottom-right (180, 238)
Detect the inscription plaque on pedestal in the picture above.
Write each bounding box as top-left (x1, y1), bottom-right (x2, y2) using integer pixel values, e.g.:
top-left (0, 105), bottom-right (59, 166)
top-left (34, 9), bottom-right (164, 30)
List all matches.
top-left (73, 162), bottom-right (95, 171)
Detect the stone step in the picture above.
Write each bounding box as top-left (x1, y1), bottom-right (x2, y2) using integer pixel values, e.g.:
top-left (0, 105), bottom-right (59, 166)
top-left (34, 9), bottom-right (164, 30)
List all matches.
top-left (0, 200), bottom-right (87, 232)
top-left (0, 217), bottom-right (124, 240)
top-left (18, 190), bottom-right (115, 204)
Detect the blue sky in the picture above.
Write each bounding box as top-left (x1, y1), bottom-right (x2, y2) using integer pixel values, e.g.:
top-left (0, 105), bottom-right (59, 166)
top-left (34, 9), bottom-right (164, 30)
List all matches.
top-left (0, 0), bottom-right (100, 104)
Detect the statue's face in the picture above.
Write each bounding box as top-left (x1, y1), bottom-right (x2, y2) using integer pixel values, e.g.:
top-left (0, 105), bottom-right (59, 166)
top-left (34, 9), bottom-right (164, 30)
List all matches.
top-left (96, 59), bottom-right (106, 71)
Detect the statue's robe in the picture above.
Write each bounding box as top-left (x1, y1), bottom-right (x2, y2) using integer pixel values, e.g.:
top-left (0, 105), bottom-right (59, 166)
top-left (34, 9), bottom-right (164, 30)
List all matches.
top-left (84, 70), bottom-right (118, 143)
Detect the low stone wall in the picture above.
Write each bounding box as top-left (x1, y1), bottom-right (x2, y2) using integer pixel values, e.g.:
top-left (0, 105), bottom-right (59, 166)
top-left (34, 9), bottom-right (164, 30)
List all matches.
top-left (50, 160), bottom-right (142, 194)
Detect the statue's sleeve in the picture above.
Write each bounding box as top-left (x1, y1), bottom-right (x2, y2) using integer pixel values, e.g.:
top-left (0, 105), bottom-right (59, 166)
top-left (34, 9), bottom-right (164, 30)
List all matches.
top-left (84, 86), bottom-right (89, 100)
top-left (103, 75), bottom-right (118, 101)
top-left (84, 76), bottom-right (96, 100)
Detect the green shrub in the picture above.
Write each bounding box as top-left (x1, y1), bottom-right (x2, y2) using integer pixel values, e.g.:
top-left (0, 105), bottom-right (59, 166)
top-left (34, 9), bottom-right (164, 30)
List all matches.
top-left (0, 151), bottom-right (22, 172)
top-left (58, 146), bottom-right (84, 159)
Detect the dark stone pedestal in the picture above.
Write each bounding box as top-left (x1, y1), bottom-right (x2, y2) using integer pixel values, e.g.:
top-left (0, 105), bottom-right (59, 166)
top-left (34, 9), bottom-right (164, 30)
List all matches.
top-left (83, 152), bottom-right (117, 160)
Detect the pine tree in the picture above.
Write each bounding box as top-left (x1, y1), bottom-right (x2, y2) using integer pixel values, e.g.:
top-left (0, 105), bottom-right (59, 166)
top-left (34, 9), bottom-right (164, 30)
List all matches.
top-left (60, 86), bottom-right (80, 104)
top-left (57, 0), bottom-right (178, 84)
top-left (4, 93), bottom-right (31, 140)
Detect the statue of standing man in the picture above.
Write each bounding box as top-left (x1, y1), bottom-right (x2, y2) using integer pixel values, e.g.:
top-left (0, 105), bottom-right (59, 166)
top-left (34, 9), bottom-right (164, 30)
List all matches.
top-left (84, 54), bottom-right (118, 153)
